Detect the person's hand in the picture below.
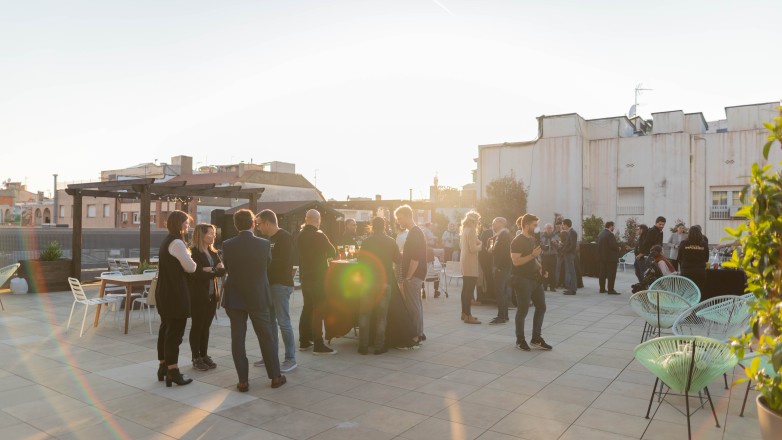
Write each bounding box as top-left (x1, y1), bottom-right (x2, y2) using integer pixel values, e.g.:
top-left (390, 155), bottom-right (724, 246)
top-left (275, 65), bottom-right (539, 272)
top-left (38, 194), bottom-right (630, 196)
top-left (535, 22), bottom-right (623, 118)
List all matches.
top-left (216, 262), bottom-right (224, 269)
top-left (532, 246), bottom-right (542, 257)
top-left (203, 267), bottom-right (213, 272)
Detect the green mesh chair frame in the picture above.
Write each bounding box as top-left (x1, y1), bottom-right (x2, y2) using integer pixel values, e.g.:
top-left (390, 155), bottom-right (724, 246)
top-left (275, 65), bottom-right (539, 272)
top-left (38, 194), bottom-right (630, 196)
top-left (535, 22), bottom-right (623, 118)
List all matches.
top-left (649, 275), bottom-right (701, 305)
top-left (0, 263), bottom-right (21, 311)
top-left (634, 335), bottom-right (738, 439)
top-left (629, 290), bottom-right (693, 343)
top-left (673, 295), bottom-right (751, 340)
top-left (739, 352), bottom-right (778, 417)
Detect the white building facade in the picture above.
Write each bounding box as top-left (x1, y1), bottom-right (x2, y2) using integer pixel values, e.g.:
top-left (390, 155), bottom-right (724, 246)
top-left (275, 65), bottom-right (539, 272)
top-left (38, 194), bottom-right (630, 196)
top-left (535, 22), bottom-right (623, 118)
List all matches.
top-left (477, 101), bottom-right (781, 242)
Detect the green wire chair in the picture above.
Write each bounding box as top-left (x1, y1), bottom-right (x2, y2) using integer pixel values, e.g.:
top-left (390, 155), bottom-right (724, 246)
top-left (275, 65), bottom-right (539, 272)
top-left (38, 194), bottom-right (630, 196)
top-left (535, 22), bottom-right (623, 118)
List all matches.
top-left (634, 336), bottom-right (738, 440)
top-left (0, 263), bottom-right (21, 311)
top-left (629, 290), bottom-right (693, 342)
top-left (650, 275), bottom-right (701, 306)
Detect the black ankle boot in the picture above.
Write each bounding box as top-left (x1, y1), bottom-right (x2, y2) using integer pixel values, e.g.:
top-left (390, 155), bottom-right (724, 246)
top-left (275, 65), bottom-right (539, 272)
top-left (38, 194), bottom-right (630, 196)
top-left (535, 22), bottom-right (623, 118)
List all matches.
top-left (165, 368), bottom-right (193, 387)
top-left (157, 363), bottom-right (166, 382)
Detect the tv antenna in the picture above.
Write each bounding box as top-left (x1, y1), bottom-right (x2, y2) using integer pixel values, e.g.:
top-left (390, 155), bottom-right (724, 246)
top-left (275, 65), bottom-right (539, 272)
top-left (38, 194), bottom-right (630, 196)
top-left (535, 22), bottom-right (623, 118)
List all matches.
top-left (628, 83), bottom-right (653, 118)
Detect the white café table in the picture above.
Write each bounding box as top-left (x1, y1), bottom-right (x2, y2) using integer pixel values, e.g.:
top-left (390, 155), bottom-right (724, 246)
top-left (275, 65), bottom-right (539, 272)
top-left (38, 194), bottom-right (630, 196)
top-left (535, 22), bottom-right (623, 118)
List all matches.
top-left (94, 272), bottom-right (156, 334)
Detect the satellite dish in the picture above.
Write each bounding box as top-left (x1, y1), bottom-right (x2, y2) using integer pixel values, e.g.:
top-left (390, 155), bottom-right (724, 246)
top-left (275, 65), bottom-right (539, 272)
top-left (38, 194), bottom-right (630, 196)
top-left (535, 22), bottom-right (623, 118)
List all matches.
top-left (628, 104), bottom-right (637, 118)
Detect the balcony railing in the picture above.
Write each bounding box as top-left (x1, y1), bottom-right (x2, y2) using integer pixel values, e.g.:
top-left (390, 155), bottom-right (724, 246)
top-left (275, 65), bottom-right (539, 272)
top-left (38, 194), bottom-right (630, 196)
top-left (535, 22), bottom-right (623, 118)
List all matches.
top-left (710, 205), bottom-right (741, 220)
top-left (617, 206), bottom-right (644, 215)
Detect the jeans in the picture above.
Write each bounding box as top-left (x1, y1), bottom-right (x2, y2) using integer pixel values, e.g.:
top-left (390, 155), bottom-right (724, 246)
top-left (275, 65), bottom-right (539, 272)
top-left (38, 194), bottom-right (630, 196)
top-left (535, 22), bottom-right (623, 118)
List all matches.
top-left (564, 253), bottom-right (577, 292)
top-left (225, 307), bottom-right (280, 382)
top-left (189, 296), bottom-right (217, 358)
top-left (494, 267), bottom-right (512, 320)
top-left (555, 255), bottom-right (563, 286)
top-left (157, 317), bottom-right (187, 366)
top-left (270, 284), bottom-right (295, 361)
top-left (402, 277), bottom-right (424, 337)
top-left (358, 283), bottom-right (391, 351)
top-left (512, 276), bottom-right (546, 342)
top-left (461, 276), bottom-right (477, 316)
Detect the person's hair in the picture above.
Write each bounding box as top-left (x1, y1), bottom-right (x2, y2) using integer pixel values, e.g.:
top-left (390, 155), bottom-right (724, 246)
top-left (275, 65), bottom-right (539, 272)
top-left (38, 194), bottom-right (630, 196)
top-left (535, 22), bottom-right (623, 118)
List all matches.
top-left (256, 209), bottom-right (278, 226)
top-left (638, 224), bottom-right (648, 233)
top-left (346, 218), bottom-right (356, 226)
top-left (370, 216), bottom-right (386, 234)
top-left (394, 205), bottom-right (413, 219)
top-left (521, 213), bottom-right (539, 228)
top-left (555, 220), bottom-right (563, 226)
top-left (192, 223), bottom-right (217, 253)
top-left (650, 244), bottom-right (675, 271)
top-left (605, 221), bottom-right (614, 229)
top-left (167, 210), bottom-right (192, 241)
top-left (233, 209), bottom-right (254, 231)
top-left (460, 210), bottom-right (481, 234)
top-left (563, 218), bottom-right (572, 228)
top-left (687, 225), bottom-right (705, 244)
top-left (676, 222), bottom-right (685, 229)
top-left (655, 216), bottom-right (667, 224)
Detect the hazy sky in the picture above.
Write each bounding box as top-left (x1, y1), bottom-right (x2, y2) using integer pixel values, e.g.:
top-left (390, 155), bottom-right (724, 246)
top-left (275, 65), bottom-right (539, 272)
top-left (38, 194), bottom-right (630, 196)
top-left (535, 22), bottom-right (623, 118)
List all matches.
top-left (2, 0), bottom-right (780, 200)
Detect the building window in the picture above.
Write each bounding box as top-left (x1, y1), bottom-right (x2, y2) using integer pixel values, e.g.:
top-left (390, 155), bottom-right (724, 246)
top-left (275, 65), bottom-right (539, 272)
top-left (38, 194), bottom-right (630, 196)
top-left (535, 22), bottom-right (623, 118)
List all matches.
top-left (87, 204), bottom-right (97, 218)
top-left (711, 188), bottom-right (743, 219)
top-left (150, 214), bottom-right (156, 224)
top-left (617, 187), bottom-right (644, 216)
top-left (103, 204), bottom-right (111, 217)
top-left (132, 212), bottom-right (140, 224)
top-left (121, 212), bottom-right (128, 224)
top-left (59, 205), bottom-right (65, 218)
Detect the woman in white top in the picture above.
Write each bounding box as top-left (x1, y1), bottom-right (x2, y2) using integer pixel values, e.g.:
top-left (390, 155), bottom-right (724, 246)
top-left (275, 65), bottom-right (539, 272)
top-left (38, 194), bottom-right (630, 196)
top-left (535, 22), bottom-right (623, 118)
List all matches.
top-left (155, 210), bottom-right (197, 387)
top-left (667, 223), bottom-right (688, 271)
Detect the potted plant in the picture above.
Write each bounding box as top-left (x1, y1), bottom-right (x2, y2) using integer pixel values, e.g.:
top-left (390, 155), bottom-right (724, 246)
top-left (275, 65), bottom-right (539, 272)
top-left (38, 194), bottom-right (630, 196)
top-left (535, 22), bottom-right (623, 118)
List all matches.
top-left (727, 108), bottom-right (782, 440)
top-left (17, 240), bottom-right (72, 293)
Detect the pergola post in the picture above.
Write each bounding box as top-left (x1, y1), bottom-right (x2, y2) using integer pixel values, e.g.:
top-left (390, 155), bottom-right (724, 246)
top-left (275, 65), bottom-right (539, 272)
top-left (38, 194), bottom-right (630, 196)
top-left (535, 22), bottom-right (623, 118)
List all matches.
top-left (71, 190), bottom-right (83, 279)
top-left (248, 192), bottom-right (259, 214)
top-left (137, 184), bottom-right (151, 265)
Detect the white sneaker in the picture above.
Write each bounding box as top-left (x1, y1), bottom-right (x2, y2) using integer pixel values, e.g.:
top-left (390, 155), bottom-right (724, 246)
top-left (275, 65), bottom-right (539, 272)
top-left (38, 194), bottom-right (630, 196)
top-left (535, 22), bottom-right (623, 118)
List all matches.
top-left (280, 359), bottom-right (298, 372)
top-left (253, 359), bottom-right (265, 367)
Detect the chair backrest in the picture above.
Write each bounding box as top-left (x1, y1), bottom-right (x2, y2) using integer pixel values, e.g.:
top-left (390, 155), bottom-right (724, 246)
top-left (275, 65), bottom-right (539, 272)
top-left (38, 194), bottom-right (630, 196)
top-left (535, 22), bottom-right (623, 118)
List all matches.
top-left (621, 251), bottom-right (635, 265)
top-left (445, 261), bottom-right (462, 277)
top-left (672, 295), bottom-right (751, 341)
top-left (108, 259), bottom-right (121, 272)
top-left (633, 335), bottom-right (738, 393)
top-left (0, 263), bottom-right (21, 286)
top-left (68, 277), bottom-right (88, 302)
top-left (649, 275), bottom-right (701, 305)
top-left (629, 289), bottom-right (693, 329)
top-left (143, 269), bottom-right (158, 274)
top-left (118, 260), bottom-right (133, 274)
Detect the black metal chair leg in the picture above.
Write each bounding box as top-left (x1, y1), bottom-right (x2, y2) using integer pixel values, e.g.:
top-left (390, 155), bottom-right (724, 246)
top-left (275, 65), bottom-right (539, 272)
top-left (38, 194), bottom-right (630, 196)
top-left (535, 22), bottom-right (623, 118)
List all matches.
top-left (740, 380), bottom-right (752, 417)
top-left (641, 322), bottom-right (648, 343)
top-left (723, 372), bottom-right (729, 390)
top-left (704, 386), bottom-right (720, 427)
top-left (685, 389), bottom-right (692, 440)
top-left (646, 377), bottom-right (659, 419)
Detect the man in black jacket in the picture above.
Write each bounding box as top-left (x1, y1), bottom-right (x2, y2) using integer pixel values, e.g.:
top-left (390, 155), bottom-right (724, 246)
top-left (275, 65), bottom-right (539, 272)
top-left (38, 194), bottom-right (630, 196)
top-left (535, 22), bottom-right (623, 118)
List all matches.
top-left (638, 216), bottom-right (666, 275)
top-left (296, 209), bottom-right (338, 355)
top-left (222, 209), bottom-right (285, 391)
top-left (597, 221), bottom-right (621, 295)
top-left (561, 219), bottom-right (579, 295)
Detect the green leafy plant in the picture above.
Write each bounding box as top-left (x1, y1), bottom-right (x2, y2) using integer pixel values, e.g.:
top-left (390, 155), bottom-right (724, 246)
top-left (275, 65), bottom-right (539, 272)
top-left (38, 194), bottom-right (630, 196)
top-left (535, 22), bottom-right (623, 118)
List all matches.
top-left (581, 214), bottom-right (604, 243)
top-left (40, 241), bottom-right (63, 261)
top-left (727, 107), bottom-right (782, 414)
top-left (623, 217), bottom-right (640, 249)
top-left (136, 261), bottom-right (158, 274)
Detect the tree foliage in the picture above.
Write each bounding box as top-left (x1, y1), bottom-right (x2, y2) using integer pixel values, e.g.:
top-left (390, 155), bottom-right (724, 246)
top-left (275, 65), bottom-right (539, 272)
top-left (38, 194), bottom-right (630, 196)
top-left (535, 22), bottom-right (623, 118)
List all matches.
top-left (478, 176), bottom-right (528, 227)
top-left (434, 186), bottom-right (461, 208)
top-left (623, 217), bottom-right (640, 249)
top-left (581, 215), bottom-right (604, 243)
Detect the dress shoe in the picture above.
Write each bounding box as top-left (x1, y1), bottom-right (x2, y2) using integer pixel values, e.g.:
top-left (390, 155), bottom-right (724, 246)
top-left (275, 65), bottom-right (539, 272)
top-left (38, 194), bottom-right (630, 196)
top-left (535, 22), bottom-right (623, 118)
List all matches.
top-left (165, 368), bottom-right (193, 387)
top-left (271, 375), bottom-right (287, 389)
top-left (599, 289), bottom-right (607, 293)
top-left (607, 290), bottom-right (621, 295)
top-left (157, 363), bottom-right (166, 382)
top-left (236, 382), bottom-right (249, 392)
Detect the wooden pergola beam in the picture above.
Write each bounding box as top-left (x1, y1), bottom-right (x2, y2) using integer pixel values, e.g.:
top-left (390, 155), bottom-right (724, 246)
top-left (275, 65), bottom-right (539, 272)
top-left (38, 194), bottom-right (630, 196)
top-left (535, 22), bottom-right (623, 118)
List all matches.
top-left (67, 178), bottom-right (155, 190)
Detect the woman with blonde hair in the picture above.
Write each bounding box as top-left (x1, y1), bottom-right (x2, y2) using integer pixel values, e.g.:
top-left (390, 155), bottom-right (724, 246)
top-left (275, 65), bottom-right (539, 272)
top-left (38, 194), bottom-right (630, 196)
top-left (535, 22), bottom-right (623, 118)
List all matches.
top-left (188, 223), bottom-right (225, 371)
top-left (156, 210), bottom-right (197, 387)
top-left (459, 211), bottom-right (482, 324)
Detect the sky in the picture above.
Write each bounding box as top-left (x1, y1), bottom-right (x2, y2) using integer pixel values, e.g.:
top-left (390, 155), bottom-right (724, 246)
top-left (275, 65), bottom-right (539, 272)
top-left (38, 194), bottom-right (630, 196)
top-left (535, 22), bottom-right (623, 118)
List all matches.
top-left (2, 0), bottom-right (780, 201)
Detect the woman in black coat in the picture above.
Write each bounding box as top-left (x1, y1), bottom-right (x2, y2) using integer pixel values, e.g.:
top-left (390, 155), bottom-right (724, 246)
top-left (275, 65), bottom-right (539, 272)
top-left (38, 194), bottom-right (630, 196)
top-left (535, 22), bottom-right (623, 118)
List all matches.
top-left (156, 210), bottom-right (197, 387)
top-left (677, 225), bottom-right (710, 293)
top-left (188, 223), bottom-right (225, 371)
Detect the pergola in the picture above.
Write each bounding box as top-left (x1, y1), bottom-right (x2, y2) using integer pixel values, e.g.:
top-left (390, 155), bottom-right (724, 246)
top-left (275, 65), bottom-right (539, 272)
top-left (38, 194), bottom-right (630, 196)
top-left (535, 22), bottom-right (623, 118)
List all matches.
top-left (65, 178), bottom-right (264, 277)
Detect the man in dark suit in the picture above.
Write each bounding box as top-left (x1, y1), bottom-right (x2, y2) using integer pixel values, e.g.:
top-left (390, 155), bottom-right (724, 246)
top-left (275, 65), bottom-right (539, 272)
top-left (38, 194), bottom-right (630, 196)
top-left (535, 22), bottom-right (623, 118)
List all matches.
top-left (597, 221), bottom-right (621, 295)
top-left (222, 209), bottom-right (286, 391)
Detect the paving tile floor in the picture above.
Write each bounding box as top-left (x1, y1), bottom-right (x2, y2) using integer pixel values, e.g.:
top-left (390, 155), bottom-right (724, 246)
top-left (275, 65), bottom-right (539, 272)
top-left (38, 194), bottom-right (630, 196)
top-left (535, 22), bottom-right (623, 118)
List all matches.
top-left (0, 270), bottom-right (763, 439)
